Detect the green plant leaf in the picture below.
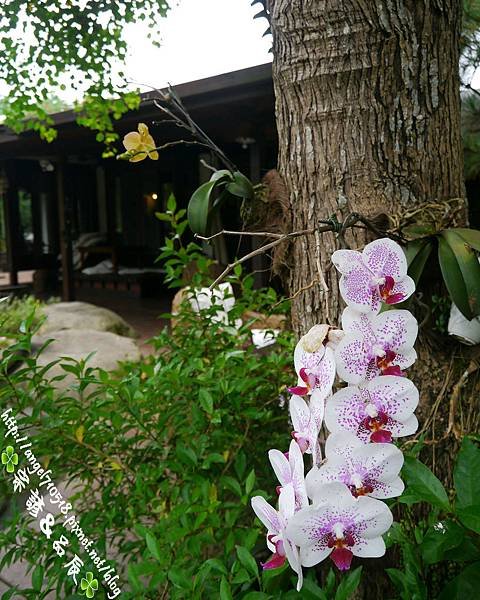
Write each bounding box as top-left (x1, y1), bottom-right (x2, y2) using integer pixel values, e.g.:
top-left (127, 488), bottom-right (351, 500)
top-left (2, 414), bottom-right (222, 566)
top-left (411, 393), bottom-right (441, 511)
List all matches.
top-left (438, 562), bottom-right (480, 600)
top-left (405, 239), bottom-right (434, 285)
top-left (454, 437), bottom-right (480, 509)
top-left (454, 228), bottom-right (480, 251)
top-left (236, 545), bottom-right (258, 577)
top-left (401, 456), bottom-right (450, 511)
top-left (457, 505), bottom-right (480, 534)
top-left (187, 180), bottom-right (217, 235)
top-left (146, 532), bottom-right (162, 562)
top-left (31, 564), bottom-right (43, 592)
top-left (438, 235), bottom-right (472, 319)
top-left (199, 388), bottom-right (214, 415)
top-left (225, 171), bottom-right (255, 199)
top-left (334, 566), bottom-right (363, 600)
top-left (220, 576), bottom-right (233, 600)
top-left (421, 520), bottom-right (465, 564)
top-left (439, 230), bottom-right (480, 318)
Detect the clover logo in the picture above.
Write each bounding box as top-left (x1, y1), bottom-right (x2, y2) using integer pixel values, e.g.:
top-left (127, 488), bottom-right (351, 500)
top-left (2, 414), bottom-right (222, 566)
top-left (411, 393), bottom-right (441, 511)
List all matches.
top-left (1, 446), bottom-right (18, 473)
top-left (80, 571), bottom-right (98, 598)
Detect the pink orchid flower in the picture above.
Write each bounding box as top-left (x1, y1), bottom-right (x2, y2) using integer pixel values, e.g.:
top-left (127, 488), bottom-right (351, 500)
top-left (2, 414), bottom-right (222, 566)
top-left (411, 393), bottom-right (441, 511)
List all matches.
top-left (335, 308), bottom-right (418, 384)
top-left (269, 439), bottom-right (309, 510)
top-left (325, 376), bottom-right (419, 444)
top-left (305, 431), bottom-right (404, 500)
top-left (332, 238), bottom-right (415, 313)
top-left (286, 482), bottom-right (393, 571)
top-left (251, 483), bottom-right (303, 590)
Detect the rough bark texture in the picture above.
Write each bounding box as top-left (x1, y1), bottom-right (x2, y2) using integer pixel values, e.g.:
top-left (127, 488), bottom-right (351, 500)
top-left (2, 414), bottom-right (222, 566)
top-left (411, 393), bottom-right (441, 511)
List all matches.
top-left (270, 0), bottom-right (465, 335)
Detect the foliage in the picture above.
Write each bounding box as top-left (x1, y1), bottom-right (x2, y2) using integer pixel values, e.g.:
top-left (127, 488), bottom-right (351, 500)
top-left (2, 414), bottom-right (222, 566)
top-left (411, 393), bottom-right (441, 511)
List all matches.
top-left (0, 205), bottom-right (307, 599)
top-left (462, 93), bottom-right (480, 180)
top-left (0, 295), bottom-right (48, 339)
top-left (187, 170), bottom-right (255, 236)
top-left (0, 0), bottom-right (169, 153)
top-left (386, 437), bottom-right (480, 599)
top-left (405, 228), bottom-right (480, 320)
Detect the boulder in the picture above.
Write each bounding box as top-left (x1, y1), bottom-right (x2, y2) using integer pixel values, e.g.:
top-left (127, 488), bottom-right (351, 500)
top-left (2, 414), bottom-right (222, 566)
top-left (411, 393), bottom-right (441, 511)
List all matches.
top-left (39, 301), bottom-right (137, 338)
top-left (33, 329), bottom-right (140, 383)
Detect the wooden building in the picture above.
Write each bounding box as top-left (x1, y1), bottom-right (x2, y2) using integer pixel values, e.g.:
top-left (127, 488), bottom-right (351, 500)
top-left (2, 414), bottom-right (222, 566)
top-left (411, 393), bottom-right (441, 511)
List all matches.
top-left (0, 64), bottom-right (276, 300)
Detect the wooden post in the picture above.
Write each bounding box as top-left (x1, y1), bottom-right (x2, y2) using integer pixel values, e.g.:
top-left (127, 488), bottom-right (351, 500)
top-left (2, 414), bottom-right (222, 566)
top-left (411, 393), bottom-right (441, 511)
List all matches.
top-left (56, 161), bottom-right (75, 301)
top-left (3, 161), bottom-right (19, 286)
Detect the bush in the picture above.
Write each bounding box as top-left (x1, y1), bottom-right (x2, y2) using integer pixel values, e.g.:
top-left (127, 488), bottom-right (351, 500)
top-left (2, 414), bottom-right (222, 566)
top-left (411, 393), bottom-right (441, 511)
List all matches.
top-left (0, 202), bottom-right (305, 598)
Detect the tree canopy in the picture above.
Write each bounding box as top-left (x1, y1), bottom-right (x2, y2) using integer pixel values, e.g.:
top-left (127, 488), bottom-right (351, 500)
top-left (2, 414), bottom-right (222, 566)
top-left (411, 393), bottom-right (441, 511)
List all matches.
top-left (0, 0), bottom-right (170, 153)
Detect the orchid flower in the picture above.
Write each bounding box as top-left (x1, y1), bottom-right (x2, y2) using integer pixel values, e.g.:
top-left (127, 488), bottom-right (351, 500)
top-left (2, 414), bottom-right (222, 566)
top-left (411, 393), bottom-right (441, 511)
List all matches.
top-left (286, 482), bottom-right (393, 571)
top-left (335, 307), bottom-right (418, 384)
top-left (325, 375), bottom-right (419, 443)
top-left (289, 392), bottom-right (325, 465)
top-left (305, 431), bottom-right (404, 500)
top-left (122, 123), bottom-right (159, 162)
top-left (289, 334), bottom-right (336, 400)
top-left (332, 238), bottom-right (415, 313)
top-left (269, 439), bottom-right (309, 510)
top-left (251, 483), bottom-right (303, 590)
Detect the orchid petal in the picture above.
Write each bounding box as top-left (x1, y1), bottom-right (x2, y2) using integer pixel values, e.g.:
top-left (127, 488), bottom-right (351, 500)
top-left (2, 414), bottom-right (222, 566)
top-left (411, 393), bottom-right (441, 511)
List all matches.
top-left (334, 332), bottom-right (369, 384)
top-left (353, 536), bottom-right (386, 558)
top-left (269, 449), bottom-right (292, 488)
top-left (353, 496), bottom-right (393, 538)
top-left (251, 496), bottom-right (280, 534)
top-left (362, 238), bottom-right (408, 280)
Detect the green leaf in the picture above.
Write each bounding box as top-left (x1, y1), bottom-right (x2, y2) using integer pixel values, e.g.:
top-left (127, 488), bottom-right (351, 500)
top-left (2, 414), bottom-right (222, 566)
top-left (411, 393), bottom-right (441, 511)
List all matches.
top-left (31, 564), bottom-right (43, 592)
top-left (199, 389), bottom-right (214, 415)
top-left (439, 230), bottom-right (480, 319)
top-left (454, 228), bottom-right (480, 251)
top-left (334, 567), bottom-right (363, 600)
top-left (457, 505), bottom-right (480, 534)
top-left (454, 437), bottom-right (480, 509)
top-left (405, 239), bottom-right (433, 285)
top-left (145, 532), bottom-right (162, 562)
top-left (225, 171), bottom-right (254, 199)
top-left (187, 180), bottom-right (217, 235)
top-left (245, 469), bottom-right (256, 495)
top-left (175, 443), bottom-right (198, 467)
top-left (201, 558), bottom-right (228, 576)
top-left (401, 456), bottom-right (450, 511)
top-left (438, 562), bottom-right (480, 600)
top-left (236, 545), bottom-right (258, 577)
top-left (220, 576), bottom-right (233, 600)
top-left (167, 193), bottom-right (176, 212)
top-left (421, 520), bottom-right (465, 564)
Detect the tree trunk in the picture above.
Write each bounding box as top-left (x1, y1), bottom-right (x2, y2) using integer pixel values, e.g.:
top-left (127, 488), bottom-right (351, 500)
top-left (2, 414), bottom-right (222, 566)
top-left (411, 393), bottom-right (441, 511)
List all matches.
top-left (270, 0), bottom-right (465, 336)
top-left (270, 1), bottom-right (469, 597)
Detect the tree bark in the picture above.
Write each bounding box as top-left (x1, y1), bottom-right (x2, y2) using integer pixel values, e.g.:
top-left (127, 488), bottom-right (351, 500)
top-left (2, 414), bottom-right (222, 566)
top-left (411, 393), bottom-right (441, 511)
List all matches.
top-left (270, 0), bottom-right (465, 336)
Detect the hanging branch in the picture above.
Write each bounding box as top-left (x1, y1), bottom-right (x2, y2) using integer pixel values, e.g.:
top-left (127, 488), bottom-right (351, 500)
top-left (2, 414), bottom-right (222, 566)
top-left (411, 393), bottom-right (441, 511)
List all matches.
top-left (197, 212), bottom-right (403, 290)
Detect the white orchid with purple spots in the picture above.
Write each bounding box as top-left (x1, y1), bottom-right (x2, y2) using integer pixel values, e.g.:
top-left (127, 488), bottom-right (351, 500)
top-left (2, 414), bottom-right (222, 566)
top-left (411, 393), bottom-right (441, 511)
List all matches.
top-left (325, 376), bottom-right (419, 443)
top-left (332, 238), bottom-right (415, 314)
top-left (305, 431), bottom-right (404, 500)
top-left (289, 393), bottom-right (325, 465)
top-left (286, 482), bottom-right (393, 571)
top-left (289, 337), bottom-right (336, 400)
top-left (335, 307), bottom-right (418, 384)
top-left (251, 483), bottom-right (303, 590)
top-left (269, 439), bottom-right (308, 510)
top-left (250, 238), bottom-right (421, 590)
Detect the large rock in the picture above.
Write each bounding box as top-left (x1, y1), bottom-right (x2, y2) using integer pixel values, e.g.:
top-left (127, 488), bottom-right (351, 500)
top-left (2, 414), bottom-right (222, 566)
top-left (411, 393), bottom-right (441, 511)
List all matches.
top-left (39, 301), bottom-right (137, 338)
top-left (33, 329), bottom-right (141, 382)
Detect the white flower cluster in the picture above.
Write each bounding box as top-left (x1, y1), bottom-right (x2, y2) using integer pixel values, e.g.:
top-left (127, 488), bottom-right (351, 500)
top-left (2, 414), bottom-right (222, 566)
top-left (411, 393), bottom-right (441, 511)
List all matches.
top-left (251, 239), bottom-right (419, 590)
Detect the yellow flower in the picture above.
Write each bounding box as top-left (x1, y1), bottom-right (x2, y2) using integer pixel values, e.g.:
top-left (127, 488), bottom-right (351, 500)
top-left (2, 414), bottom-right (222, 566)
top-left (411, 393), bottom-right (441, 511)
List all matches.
top-left (122, 123), bottom-right (159, 162)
